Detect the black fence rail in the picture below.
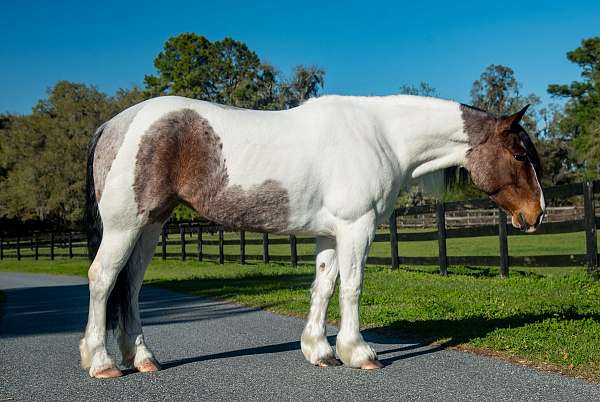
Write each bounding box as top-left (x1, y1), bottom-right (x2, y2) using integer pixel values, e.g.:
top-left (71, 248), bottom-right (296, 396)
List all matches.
top-left (1, 181), bottom-right (598, 278)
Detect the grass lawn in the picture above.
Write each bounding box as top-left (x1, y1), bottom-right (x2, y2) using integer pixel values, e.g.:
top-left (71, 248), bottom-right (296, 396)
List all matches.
top-left (1, 258), bottom-right (599, 381)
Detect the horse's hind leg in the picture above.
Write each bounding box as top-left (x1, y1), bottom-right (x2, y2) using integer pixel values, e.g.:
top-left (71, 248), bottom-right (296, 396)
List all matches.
top-left (301, 236), bottom-right (340, 367)
top-left (80, 227), bottom-right (141, 378)
top-left (117, 223), bottom-right (163, 373)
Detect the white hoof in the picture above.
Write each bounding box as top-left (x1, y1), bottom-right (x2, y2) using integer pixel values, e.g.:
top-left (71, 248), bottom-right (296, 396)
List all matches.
top-left (336, 335), bottom-right (378, 369)
top-left (301, 333), bottom-right (337, 367)
top-left (88, 349), bottom-right (119, 379)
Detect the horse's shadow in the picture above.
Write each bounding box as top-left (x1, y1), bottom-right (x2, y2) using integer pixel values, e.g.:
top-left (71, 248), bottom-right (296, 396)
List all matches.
top-left (156, 334), bottom-right (443, 373)
top-left (156, 307), bottom-right (597, 372)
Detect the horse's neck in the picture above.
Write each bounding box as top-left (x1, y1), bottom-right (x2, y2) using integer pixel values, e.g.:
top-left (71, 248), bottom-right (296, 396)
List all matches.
top-left (365, 96), bottom-right (470, 180)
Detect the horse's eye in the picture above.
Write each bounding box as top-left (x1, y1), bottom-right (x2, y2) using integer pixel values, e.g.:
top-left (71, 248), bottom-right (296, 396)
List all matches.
top-left (513, 154), bottom-right (528, 162)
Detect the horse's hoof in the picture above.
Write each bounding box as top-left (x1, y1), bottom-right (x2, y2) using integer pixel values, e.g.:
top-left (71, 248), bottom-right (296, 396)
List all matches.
top-left (94, 367), bottom-right (123, 379)
top-left (360, 360), bottom-right (383, 370)
top-left (137, 359), bottom-right (161, 373)
top-left (316, 356), bottom-right (341, 367)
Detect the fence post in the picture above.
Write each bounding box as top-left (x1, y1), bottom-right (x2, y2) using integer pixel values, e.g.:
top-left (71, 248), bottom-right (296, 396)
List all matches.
top-left (436, 202), bottom-right (448, 276)
top-left (389, 210), bottom-right (399, 269)
top-left (196, 226), bottom-right (203, 261)
top-left (197, 226), bottom-right (203, 261)
top-left (68, 231), bottom-right (73, 259)
top-left (50, 232), bottom-right (55, 260)
top-left (34, 232), bottom-right (39, 260)
top-left (240, 231), bottom-right (245, 264)
top-left (262, 233), bottom-right (270, 263)
top-left (498, 209), bottom-right (509, 278)
top-left (180, 224), bottom-right (186, 261)
top-left (161, 225), bottom-right (167, 260)
top-left (583, 181), bottom-right (598, 280)
top-left (16, 234), bottom-right (21, 261)
top-left (218, 228), bottom-right (225, 264)
top-left (290, 235), bottom-right (298, 267)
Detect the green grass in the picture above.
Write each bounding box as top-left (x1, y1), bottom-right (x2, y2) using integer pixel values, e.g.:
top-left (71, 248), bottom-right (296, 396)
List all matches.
top-left (1, 258), bottom-right (599, 379)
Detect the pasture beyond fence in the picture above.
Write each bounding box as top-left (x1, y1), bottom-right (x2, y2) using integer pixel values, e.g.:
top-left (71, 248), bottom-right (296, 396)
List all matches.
top-left (1, 181), bottom-right (599, 279)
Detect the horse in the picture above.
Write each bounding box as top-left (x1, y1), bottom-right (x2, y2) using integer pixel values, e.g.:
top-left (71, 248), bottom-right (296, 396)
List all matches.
top-left (80, 95), bottom-right (544, 378)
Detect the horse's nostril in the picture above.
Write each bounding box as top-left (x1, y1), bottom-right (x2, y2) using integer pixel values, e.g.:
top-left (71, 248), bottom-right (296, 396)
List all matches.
top-left (517, 212), bottom-right (529, 231)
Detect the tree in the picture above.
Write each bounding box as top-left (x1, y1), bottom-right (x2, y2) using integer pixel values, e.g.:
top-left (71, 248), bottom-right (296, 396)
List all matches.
top-left (399, 82), bottom-right (437, 97)
top-left (548, 37), bottom-right (600, 178)
top-left (0, 81), bottom-right (145, 225)
top-left (278, 66), bottom-right (325, 109)
top-left (144, 33), bottom-right (324, 110)
top-left (470, 64), bottom-right (540, 133)
top-left (534, 104), bottom-right (577, 186)
top-left (144, 34), bottom-right (278, 109)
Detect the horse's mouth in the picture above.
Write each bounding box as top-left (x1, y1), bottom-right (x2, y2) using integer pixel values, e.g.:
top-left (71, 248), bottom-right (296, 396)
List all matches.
top-left (516, 212), bottom-right (537, 233)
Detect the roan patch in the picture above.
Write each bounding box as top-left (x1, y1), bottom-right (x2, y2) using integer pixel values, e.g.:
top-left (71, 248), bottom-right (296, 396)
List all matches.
top-left (132, 108), bottom-right (290, 231)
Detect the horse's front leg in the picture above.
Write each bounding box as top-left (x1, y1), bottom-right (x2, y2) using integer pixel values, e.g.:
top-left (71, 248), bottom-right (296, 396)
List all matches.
top-left (335, 213), bottom-right (382, 369)
top-left (301, 236), bottom-right (339, 367)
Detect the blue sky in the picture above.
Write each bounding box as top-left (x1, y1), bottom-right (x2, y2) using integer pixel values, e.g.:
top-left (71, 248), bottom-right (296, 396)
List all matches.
top-left (1, 1), bottom-right (599, 114)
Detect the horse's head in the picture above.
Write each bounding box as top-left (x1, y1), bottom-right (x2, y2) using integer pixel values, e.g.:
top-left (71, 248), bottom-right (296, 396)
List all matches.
top-left (462, 104), bottom-right (545, 233)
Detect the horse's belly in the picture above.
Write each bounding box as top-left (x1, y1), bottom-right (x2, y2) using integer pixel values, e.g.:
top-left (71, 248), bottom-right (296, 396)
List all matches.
top-left (201, 178), bottom-right (291, 233)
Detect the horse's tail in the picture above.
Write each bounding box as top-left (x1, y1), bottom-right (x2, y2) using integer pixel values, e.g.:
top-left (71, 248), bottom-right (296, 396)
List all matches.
top-left (86, 123), bottom-right (105, 260)
top-left (85, 122), bottom-right (131, 331)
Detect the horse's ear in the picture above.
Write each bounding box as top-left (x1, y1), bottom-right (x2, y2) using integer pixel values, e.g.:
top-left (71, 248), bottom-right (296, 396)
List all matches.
top-left (499, 104), bottom-right (529, 132)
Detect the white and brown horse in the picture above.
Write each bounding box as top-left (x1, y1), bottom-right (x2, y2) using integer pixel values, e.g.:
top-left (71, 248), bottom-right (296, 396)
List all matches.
top-left (81, 95), bottom-right (544, 378)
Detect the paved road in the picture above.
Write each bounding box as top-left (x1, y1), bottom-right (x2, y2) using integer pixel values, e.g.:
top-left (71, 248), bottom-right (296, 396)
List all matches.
top-left (1, 272), bottom-right (598, 401)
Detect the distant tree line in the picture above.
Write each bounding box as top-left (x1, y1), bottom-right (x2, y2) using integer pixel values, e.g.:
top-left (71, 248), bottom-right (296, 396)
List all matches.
top-left (0, 33), bottom-right (598, 226)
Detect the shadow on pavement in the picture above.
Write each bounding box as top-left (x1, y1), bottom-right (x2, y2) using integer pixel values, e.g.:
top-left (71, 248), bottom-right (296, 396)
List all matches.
top-left (160, 334), bottom-right (444, 371)
top-left (0, 283), bottom-right (265, 338)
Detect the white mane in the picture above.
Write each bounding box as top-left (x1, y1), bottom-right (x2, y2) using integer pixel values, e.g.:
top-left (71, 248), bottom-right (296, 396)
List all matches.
top-left (303, 94), bottom-right (456, 109)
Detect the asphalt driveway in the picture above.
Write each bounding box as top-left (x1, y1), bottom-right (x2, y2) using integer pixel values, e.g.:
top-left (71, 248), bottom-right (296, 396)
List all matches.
top-left (1, 272), bottom-right (598, 401)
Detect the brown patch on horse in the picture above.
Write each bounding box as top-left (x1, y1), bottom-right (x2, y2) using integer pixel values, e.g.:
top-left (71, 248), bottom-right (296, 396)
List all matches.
top-left (133, 109), bottom-right (290, 231)
top-left (460, 104), bottom-right (497, 147)
top-left (94, 103), bottom-right (144, 202)
top-left (461, 104), bottom-right (543, 230)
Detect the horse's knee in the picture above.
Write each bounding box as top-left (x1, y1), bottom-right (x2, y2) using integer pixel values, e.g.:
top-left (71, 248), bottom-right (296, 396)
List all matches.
top-left (339, 284), bottom-right (361, 305)
top-left (311, 275), bottom-right (336, 299)
top-left (87, 260), bottom-right (101, 284)
top-left (88, 264), bottom-right (119, 300)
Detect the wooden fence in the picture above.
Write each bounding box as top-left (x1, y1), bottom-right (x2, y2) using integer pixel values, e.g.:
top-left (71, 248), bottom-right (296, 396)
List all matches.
top-left (399, 205), bottom-right (588, 228)
top-left (1, 181), bottom-right (598, 278)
